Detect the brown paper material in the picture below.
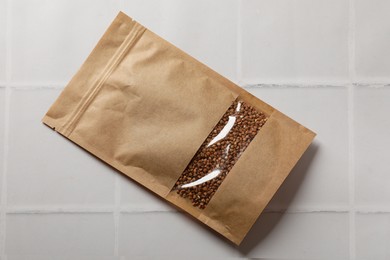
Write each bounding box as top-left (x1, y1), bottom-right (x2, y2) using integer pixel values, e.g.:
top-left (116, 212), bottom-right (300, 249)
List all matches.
top-left (42, 12), bottom-right (315, 245)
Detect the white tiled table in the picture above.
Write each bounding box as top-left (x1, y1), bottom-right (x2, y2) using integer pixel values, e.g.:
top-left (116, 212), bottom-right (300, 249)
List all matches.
top-left (0, 0), bottom-right (389, 259)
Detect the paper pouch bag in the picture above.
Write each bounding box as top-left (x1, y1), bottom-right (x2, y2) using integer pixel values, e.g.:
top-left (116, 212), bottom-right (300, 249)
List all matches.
top-left (42, 12), bottom-right (316, 245)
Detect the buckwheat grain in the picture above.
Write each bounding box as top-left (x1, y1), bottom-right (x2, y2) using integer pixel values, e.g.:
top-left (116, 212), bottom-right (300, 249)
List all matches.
top-left (173, 100), bottom-right (268, 209)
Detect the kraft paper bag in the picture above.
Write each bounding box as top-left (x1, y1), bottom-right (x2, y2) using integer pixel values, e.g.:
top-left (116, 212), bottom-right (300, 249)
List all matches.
top-left (42, 12), bottom-right (315, 245)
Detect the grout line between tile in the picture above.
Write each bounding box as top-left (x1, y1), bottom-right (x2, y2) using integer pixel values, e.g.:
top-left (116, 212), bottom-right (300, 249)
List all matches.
top-left (348, 85), bottom-right (356, 260)
top-left (264, 209), bottom-right (349, 214)
top-left (348, 0), bottom-right (356, 84)
top-left (348, 0), bottom-right (356, 258)
top-left (1, 82), bottom-right (390, 90)
top-left (4, 83), bottom-right (66, 89)
top-left (0, 89), bottom-right (9, 260)
top-left (5, 206), bottom-right (115, 214)
top-left (0, 0), bottom-right (12, 257)
top-left (236, 0), bottom-right (242, 84)
top-left (114, 175), bottom-right (121, 256)
top-left (3, 205), bottom-right (390, 214)
top-left (353, 79), bottom-right (390, 86)
top-left (240, 80), bottom-right (390, 87)
top-left (243, 83), bottom-right (350, 89)
top-left (243, 81), bottom-right (388, 88)
top-left (5, 0), bottom-right (11, 84)
top-left (241, 79), bottom-right (352, 87)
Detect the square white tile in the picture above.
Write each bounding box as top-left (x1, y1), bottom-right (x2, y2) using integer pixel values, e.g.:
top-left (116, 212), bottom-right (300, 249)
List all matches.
top-left (354, 86), bottom-right (390, 207)
top-left (240, 212), bottom-right (349, 259)
top-left (123, 0), bottom-right (238, 82)
top-left (6, 213), bottom-right (115, 256)
top-left (7, 89), bottom-right (116, 207)
top-left (355, 0), bottom-right (390, 79)
top-left (241, 0), bottom-right (349, 82)
top-left (0, 0), bottom-right (6, 81)
top-left (247, 87), bottom-right (349, 210)
top-left (119, 212), bottom-right (238, 258)
top-left (10, 0), bottom-right (120, 83)
top-left (356, 213), bottom-right (390, 260)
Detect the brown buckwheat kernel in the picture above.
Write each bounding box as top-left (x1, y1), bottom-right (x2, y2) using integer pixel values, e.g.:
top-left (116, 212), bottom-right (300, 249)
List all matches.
top-left (173, 100), bottom-right (268, 209)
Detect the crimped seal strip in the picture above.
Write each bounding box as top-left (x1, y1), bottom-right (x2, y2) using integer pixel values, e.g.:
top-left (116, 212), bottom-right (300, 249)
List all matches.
top-left (61, 21), bottom-right (146, 136)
